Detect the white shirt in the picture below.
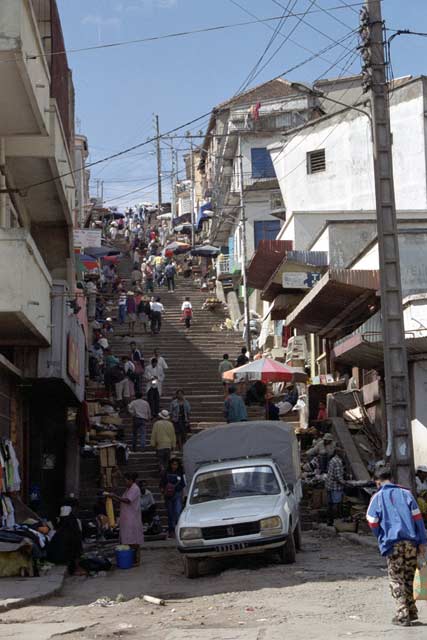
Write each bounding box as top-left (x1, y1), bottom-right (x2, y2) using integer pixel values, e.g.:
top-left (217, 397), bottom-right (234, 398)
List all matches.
top-left (416, 475), bottom-right (427, 494)
top-left (181, 301), bottom-right (192, 311)
top-left (128, 398), bottom-right (151, 420)
top-left (155, 355), bottom-right (168, 373)
top-left (150, 301), bottom-right (164, 313)
top-left (124, 361), bottom-right (135, 375)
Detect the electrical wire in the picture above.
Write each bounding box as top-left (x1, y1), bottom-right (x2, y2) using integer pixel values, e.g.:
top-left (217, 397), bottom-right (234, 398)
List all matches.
top-left (271, 0), bottom-right (356, 54)
top-left (0, 10), bottom-right (363, 65)
top-left (235, 0), bottom-right (297, 96)
top-left (228, 0), bottom-right (358, 75)
top-left (19, 112), bottom-right (211, 194)
top-left (310, 0), bottom-right (353, 29)
top-left (248, 0), bottom-right (320, 87)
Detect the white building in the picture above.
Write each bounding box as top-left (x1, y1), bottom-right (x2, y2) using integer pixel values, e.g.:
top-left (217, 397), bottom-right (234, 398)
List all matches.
top-left (266, 75), bottom-right (427, 468)
top-left (199, 79), bottom-right (319, 275)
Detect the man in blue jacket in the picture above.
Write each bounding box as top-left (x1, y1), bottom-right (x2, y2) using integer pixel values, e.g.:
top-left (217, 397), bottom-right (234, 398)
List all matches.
top-left (367, 466), bottom-right (427, 626)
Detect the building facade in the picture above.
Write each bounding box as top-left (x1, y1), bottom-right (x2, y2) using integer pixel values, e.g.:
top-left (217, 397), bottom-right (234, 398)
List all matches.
top-left (0, 0), bottom-right (87, 515)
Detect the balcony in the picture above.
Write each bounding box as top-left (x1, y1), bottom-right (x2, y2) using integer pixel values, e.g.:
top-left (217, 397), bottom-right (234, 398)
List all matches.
top-left (0, 0), bottom-right (50, 136)
top-left (0, 228), bottom-right (52, 346)
top-left (37, 281), bottom-right (86, 403)
top-left (5, 99), bottom-right (75, 226)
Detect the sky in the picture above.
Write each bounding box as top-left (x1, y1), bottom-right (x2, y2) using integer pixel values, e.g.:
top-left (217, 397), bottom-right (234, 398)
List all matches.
top-left (57, 0), bottom-right (427, 208)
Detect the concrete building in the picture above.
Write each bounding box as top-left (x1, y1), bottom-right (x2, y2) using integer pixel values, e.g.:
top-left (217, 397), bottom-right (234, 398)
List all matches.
top-left (0, 0), bottom-right (86, 515)
top-left (74, 134), bottom-right (90, 228)
top-left (199, 79), bottom-right (318, 278)
top-left (262, 75), bottom-right (427, 468)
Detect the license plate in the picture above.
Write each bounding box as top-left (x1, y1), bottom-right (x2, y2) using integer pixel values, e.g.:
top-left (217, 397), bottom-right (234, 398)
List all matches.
top-left (215, 542), bottom-right (248, 552)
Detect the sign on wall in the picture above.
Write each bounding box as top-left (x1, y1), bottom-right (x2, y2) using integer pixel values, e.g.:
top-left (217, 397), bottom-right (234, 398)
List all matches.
top-left (73, 229), bottom-right (102, 248)
top-left (67, 334), bottom-right (80, 384)
top-left (282, 271), bottom-right (322, 289)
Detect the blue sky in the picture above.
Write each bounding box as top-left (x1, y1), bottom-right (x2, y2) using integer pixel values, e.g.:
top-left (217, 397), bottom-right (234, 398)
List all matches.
top-left (57, 0), bottom-right (427, 208)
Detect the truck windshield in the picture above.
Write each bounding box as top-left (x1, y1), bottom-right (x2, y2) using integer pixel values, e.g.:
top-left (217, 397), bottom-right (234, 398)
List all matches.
top-left (190, 465), bottom-right (280, 504)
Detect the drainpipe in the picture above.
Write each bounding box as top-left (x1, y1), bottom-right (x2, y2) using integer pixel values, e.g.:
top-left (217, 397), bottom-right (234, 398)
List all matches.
top-left (0, 138), bottom-right (6, 228)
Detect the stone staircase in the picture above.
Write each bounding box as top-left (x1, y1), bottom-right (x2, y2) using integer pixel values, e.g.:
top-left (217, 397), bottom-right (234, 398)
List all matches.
top-left (79, 242), bottom-right (245, 523)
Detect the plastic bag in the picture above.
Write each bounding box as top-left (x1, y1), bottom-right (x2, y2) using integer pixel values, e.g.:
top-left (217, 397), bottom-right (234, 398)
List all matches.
top-left (413, 560), bottom-right (427, 601)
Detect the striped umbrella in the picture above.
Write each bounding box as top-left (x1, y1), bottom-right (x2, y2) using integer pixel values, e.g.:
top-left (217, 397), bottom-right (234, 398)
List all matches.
top-left (223, 358), bottom-right (307, 383)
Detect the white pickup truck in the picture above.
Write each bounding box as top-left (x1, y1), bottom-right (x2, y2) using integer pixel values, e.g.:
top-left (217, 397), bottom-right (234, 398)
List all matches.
top-left (177, 421), bottom-right (302, 578)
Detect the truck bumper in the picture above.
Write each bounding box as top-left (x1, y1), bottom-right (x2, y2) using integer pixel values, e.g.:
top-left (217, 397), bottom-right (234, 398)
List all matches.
top-left (177, 534), bottom-right (288, 558)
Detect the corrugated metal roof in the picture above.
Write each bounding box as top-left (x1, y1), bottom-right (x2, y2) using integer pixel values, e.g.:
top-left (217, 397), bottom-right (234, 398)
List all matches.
top-left (246, 240), bottom-right (292, 290)
top-left (285, 269), bottom-right (380, 339)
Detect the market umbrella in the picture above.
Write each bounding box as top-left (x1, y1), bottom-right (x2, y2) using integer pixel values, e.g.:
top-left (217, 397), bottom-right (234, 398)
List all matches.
top-left (113, 211), bottom-right (126, 219)
top-left (101, 254), bottom-right (121, 263)
top-left (223, 358), bottom-right (307, 383)
top-left (85, 247), bottom-right (121, 258)
top-left (174, 223), bottom-right (194, 234)
top-left (191, 244), bottom-right (221, 257)
top-left (76, 254), bottom-right (98, 270)
top-left (164, 241), bottom-right (191, 255)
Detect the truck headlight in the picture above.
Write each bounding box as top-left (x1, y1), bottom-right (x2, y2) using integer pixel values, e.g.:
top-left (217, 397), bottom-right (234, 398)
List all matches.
top-left (180, 527), bottom-right (202, 540)
top-left (260, 516), bottom-right (282, 531)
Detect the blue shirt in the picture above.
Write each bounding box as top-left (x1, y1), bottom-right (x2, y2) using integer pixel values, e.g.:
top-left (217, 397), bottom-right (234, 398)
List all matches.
top-left (224, 393), bottom-right (248, 423)
top-left (366, 483), bottom-right (427, 556)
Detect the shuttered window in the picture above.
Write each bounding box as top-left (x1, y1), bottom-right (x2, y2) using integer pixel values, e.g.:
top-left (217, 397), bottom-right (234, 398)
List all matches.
top-left (251, 148), bottom-right (276, 179)
top-left (307, 149), bottom-right (326, 174)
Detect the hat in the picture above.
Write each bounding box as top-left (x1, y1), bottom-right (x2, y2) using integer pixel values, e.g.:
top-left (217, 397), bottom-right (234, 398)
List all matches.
top-left (159, 410), bottom-right (170, 419)
top-left (126, 291), bottom-right (134, 296)
top-left (417, 465), bottom-right (427, 473)
top-left (323, 433), bottom-right (334, 441)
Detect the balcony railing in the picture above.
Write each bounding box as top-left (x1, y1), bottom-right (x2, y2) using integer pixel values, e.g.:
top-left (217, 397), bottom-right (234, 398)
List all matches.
top-left (0, 0), bottom-right (51, 136)
top-left (0, 228), bottom-right (52, 346)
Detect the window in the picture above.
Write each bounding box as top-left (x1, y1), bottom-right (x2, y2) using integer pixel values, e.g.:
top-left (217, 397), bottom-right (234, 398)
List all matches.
top-left (307, 149), bottom-right (326, 174)
top-left (254, 220), bottom-right (281, 248)
top-left (251, 148), bottom-right (276, 179)
top-left (270, 192), bottom-right (284, 211)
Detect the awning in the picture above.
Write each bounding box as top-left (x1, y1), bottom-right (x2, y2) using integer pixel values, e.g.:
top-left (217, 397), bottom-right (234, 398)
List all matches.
top-left (262, 250), bottom-right (328, 302)
top-left (332, 332), bottom-right (427, 369)
top-left (246, 240), bottom-right (292, 290)
top-left (285, 269), bottom-right (380, 339)
top-left (197, 202), bottom-right (213, 229)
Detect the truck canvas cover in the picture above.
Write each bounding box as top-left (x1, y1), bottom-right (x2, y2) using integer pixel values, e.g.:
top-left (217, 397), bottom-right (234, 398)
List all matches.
top-left (184, 421), bottom-right (300, 487)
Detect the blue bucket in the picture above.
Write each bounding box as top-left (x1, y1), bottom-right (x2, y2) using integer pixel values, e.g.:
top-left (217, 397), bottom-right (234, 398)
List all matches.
top-left (115, 548), bottom-right (134, 569)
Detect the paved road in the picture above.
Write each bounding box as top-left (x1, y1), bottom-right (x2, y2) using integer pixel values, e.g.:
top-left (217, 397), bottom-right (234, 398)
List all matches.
top-left (1, 533), bottom-right (426, 639)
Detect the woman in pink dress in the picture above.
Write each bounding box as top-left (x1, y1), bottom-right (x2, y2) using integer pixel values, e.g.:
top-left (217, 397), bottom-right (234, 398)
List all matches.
top-left (107, 472), bottom-right (144, 566)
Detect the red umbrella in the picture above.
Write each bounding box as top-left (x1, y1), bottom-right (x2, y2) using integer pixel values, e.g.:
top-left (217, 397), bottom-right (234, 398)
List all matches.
top-left (223, 358), bottom-right (307, 383)
top-left (102, 254), bottom-right (121, 263)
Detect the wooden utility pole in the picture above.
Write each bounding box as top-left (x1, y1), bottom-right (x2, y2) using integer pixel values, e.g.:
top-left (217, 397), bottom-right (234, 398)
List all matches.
top-left (238, 136), bottom-right (251, 354)
top-left (155, 114), bottom-right (162, 214)
top-left (361, 0), bottom-right (415, 489)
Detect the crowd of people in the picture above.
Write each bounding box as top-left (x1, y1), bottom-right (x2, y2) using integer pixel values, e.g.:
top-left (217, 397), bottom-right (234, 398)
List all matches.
top-left (84, 209), bottom-right (200, 554)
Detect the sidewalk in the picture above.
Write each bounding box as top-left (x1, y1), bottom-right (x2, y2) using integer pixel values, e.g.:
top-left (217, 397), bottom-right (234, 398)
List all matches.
top-left (0, 566), bottom-right (66, 612)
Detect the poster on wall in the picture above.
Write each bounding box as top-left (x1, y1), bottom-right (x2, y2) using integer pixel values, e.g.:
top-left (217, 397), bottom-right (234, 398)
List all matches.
top-left (67, 334), bottom-right (80, 384)
top-left (282, 272), bottom-right (322, 289)
top-left (73, 229), bottom-right (102, 249)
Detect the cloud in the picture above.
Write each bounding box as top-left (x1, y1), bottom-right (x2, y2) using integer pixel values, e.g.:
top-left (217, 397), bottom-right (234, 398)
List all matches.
top-left (82, 15), bottom-right (121, 28)
top-left (115, 0), bottom-right (177, 13)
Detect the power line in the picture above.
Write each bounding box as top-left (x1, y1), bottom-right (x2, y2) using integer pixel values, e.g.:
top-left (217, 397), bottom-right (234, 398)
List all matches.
top-left (0, 9), bottom-right (365, 65)
top-left (249, 0), bottom-right (319, 86)
top-left (310, 0), bottom-right (353, 29)
top-left (228, 0), bottom-right (358, 74)
top-left (235, 0), bottom-right (297, 95)
top-left (20, 112), bottom-right (211, 194)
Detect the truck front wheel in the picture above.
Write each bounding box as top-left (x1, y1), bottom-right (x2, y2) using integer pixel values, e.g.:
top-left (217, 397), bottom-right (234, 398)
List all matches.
top-left (183, 556), bottom-right (199, 578)
top-left (278, 531), bottom-right (296, 564)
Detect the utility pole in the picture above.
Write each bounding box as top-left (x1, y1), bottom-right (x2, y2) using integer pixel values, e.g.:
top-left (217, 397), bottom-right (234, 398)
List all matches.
top-left (360, 0), bottom-right (415, 489)
top-left (155, 114), bottom-right (162, 214)
top-left (238, 135), bottom-right (251, 354)
top-left (170, 144), bottom-right (177, 232)
top-left (189, 142), bottom-right (196, 248)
